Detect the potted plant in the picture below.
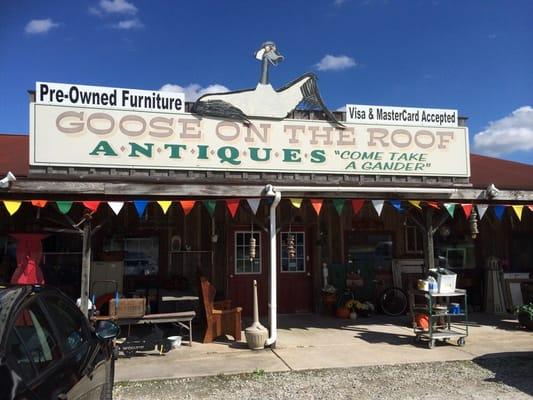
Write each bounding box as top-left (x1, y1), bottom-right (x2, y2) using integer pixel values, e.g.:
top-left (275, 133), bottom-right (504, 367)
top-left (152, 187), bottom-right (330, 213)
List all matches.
top-left (516, 303), bottom-right (533, 330)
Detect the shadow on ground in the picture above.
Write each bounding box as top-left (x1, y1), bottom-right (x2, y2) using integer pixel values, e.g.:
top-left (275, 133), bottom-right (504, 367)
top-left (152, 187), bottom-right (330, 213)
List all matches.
top-left (473, 352), bottom-right (533, 397)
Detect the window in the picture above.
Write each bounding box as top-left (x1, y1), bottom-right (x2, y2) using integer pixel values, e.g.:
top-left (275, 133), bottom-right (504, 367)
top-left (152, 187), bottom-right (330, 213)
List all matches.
top-left (405, 225), bottom-right (423, 254)
top-left (235, 231), bottom-right (261, 274)
top-left (280, 232), bottom-right (305, 272)
top-left (124, 237), bottom-right (159, 276)
top-left (11, 302), bottom-right (62, 374)
top-left (43, 295), bottom-right (89, 356)
top-left (6, 329), bottom-right (35, 381)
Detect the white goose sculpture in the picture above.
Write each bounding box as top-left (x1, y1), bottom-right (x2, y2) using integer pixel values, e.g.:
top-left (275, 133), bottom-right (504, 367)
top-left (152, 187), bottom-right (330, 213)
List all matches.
top-left (192, 41), bottom-right (344, 128)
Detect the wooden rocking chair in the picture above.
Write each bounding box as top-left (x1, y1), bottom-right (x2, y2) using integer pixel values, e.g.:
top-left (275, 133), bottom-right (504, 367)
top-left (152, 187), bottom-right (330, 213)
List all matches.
top-left (198, 275), bottom-right (242, 343)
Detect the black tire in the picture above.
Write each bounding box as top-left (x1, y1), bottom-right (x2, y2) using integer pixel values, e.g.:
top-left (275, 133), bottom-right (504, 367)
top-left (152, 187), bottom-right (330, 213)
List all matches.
top-left (379, 287), bottom-right (408, 316)
top-left (457, 337), bottom-right (466, 347)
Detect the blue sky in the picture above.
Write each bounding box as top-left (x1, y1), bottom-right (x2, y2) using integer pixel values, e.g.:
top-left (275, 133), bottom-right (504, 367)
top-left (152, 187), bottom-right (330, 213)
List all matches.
top-left (1, 0), bottom-right (532, 164)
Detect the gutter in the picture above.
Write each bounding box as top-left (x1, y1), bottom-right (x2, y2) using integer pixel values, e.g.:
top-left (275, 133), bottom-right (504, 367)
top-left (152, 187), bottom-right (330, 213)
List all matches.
top-left (264, 184), bottom-right (281, 347)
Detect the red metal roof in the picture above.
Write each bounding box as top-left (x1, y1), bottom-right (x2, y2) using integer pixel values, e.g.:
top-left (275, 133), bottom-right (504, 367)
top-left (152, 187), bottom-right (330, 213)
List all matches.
top-left (0, 134), bottom-right (532, 190)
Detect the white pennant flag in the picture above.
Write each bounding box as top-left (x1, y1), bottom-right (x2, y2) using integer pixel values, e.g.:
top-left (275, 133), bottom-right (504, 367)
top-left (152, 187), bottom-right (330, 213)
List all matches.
top-left (247, 199), bottom-right (261, 215)
top-left (476, 204), bottom-right (489, 220)
top-left (372, 200), bottom-right (384, 216)
top-left (108, 201), bottom-right (125, 215)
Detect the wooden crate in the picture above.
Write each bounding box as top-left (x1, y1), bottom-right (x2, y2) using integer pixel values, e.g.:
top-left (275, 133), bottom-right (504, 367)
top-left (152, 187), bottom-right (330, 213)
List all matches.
top-left (109, 298), bottom-right (146, 318)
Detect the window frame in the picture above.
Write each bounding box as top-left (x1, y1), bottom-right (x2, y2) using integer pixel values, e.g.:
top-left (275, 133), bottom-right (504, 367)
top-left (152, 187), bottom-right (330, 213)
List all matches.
top-left (279, 231), bottom-right (306, 274)
top-left (234, 231), bottom-right (262, 275)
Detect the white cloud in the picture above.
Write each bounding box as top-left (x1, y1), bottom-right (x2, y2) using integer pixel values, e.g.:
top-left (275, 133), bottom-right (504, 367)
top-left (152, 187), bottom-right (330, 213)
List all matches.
top-left (473, 106), bottom-right (533, 156)
top-left (316, 55), bottom-right (357, 71)
top-left (114, 18), bottom-right (143, 29)
top-left (160, 83), bottom-right (230, 102)
top-left (25, 19), bottom-right (59, 34)
top-left (99, 0), bottom-right (137, 15)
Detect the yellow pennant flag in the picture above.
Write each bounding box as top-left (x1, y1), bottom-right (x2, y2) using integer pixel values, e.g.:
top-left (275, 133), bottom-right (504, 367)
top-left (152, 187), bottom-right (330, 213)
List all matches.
top-left (512, 205), bottom-right (524, 221)
top-left (290, 198), bottom-right (303, 209)
top-left (4, 200), bottom-right (22, 216)
top-left (409, 200), bottom-right (422, 209)
top-left (157, 201), bottom-right (172, 214)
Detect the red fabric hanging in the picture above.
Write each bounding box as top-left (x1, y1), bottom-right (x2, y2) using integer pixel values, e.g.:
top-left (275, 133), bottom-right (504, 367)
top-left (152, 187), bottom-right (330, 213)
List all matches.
top-left (426, 201), bottom-right (440, 209)
top-left (180, 200), bottom-right (196, 216)
top-left (310, 199), bottom-right (323, 215)
top-left (461, 203), bottom-right (473, 219)
top-left (226, 199), bottom-right (240, 218)
top-left (351, 199), bottom-right (365, 215)
top-left (10, 234), bottom-right (47, 285)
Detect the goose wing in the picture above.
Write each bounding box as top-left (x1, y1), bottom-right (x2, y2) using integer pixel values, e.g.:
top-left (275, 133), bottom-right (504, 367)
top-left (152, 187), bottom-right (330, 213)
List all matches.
top-left (192, 99), bottom-right (250, 125)
top-left (282, 73), bottom-right (345, 129)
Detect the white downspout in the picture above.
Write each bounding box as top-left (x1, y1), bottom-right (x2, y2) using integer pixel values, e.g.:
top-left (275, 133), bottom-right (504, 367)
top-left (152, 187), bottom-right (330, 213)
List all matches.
top-left (265, 184), bottom-right (281, 347)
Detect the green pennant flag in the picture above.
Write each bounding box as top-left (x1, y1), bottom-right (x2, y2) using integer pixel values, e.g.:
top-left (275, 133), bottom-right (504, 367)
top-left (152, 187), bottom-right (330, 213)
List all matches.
top-left (203, 200), bottom-right (216, 216)
top-left (56, 201), bottom-right (73, 214)
top-left (444, 203), bottom-right (456, 217)
top-left (333, 199), bottom-right (345, 216)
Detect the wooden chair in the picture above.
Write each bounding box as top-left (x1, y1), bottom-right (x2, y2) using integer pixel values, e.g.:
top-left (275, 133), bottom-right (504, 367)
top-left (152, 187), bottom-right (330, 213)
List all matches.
top-left (198, 275), bottom-right (242, 343)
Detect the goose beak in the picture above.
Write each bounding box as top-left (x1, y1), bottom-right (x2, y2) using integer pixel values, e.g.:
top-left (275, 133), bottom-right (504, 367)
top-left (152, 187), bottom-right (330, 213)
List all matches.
top-left (265, 46), bottom-right (284, 66)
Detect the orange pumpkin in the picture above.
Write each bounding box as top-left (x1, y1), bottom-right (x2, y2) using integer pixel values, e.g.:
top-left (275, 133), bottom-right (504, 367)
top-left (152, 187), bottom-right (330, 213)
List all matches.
top-left (415, 313), bottom-right (429, 330)
top-left (336, 306), bottom-right (351, 319)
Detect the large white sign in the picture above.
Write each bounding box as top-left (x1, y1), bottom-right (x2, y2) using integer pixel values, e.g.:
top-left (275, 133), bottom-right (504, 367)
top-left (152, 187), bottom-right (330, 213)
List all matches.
top-left (36, 82), bottom-right (184, 113)
top-left (30, 103), bottom-right (470, 177)
top-left (346, 104), bottom-right (458, 128)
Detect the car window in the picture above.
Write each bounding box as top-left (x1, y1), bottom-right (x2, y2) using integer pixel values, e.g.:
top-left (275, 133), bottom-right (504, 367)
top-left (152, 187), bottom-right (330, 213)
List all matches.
top-left (43, 295), bottom-right (89, 355)
top-left (12, 302), bottom-right (62, 373)
top-left (6, 328), bottom-right (35, 381)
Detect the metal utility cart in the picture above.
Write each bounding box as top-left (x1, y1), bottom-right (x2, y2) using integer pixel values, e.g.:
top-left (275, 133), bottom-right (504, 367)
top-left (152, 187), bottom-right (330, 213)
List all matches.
top-left (412, 289), bottom-right (468, 349)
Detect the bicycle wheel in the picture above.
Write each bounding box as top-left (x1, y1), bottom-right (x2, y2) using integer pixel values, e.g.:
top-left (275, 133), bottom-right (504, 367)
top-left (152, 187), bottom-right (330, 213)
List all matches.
top-left (379, 287), bottom-right (408, 316)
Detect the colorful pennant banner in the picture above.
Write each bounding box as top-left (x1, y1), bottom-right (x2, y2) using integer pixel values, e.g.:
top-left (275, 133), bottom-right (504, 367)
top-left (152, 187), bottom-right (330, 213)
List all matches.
top-left (444, 203), bottom-right (456, 217)
top-left (389, 200), bottom-right (403, 212)
top-left (289, 198), bottom-right (303, 209)
top-left (476, 204), bottom-right (488, 220)
top-left (180, 200), bottom-right (196, 216)
top-left (461, 203), bottom-right (473, 219)
top-left (372, 200), bottom-right (384, 216)
top-left (512, 205), bottom-right (523, 221)
top-left (203, 200), bottom-right (216, 216)
top-left (408, 200), bottom-right (422, 209)
top-left (157, 201), bottom-right (172, 214)
top-left (351, 199), bottom-right (365, 215)
top-left (108, 201), bottom-right (125, 215)
top-left (226, 199), bottom-right (240, 218)
top-left (310, 199), bottom-right (323, 215)
top-left (134, 200), bottom-right (148, 217)
top-left (56, 201), bottom-right (73, 215)
top-left (3, 201), bottom-right (21, 216)
top-left (31, 200), bottom-right (47, 208)
top-left (493, 205), bottom-right (506, 221)
top-left (246, 199), bottom-right (261, 215)
top-left (333, 199), bottom-right (345, 216)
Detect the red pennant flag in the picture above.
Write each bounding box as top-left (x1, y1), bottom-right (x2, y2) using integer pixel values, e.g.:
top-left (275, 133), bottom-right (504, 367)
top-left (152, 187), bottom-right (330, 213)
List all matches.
top-left (351, 199), bottom-right (365, 215)
top-left (461, 203), bottom-right (473, 219)
top-left (226, 199), bottom-right (240, 218)
top-left (310, 199), bottom-right (323, 215)
top-left (180, 200), bottom-right (196, 216)
top-left (426, 201), bottom-right (440, 209)
top-left (31, 200), bottom-right (48, 208)
top-left (82, 201), bottom-right (101, 212)
top-left (528, 205), bottom-right (533, 213)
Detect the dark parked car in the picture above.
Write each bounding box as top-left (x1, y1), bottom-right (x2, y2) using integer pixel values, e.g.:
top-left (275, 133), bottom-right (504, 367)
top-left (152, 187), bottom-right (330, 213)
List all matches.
top-left (0, 285), bottom-right (119, 399)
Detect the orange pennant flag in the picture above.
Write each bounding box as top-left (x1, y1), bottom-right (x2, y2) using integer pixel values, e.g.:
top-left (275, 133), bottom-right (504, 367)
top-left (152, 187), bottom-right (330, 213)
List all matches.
top-left (180, 200), bottom-right (196, 216)
top-left (528, 205), bottom-right (533, 213)
top-left (351, 199), bottom-right (365, 215)
top-left (310, 199), bottom-right (323, 215)
top-left (82, 201), bottom-right (101, 212)
top-left (226, 199), bottom-right (240, 218)
top-left (461, 203), bottom-right (473, 219)
top-left (31, 200), bottom-right (48, 208)
top-left (426, 201), bottom-right (440, 209)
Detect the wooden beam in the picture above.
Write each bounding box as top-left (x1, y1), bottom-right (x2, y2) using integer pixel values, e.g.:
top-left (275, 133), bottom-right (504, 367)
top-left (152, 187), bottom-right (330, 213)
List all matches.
top-left (80, 219), bottom-right (92, 318)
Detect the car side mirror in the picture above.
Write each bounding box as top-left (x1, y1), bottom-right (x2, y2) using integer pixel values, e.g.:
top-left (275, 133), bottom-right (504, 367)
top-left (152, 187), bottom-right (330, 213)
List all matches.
top-left (95, 320), bottom-right (120, 341)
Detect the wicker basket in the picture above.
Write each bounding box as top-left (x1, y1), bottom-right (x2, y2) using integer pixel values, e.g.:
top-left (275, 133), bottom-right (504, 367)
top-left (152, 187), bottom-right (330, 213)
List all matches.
top-left (109, 298), bottom-right (146, 318)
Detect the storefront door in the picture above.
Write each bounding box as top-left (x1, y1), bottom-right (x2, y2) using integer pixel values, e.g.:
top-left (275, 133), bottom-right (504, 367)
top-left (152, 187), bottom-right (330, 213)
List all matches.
top-left (277, 227), bottom-right (313, 313)
top-left (227, 229), bottom-right (268, 317)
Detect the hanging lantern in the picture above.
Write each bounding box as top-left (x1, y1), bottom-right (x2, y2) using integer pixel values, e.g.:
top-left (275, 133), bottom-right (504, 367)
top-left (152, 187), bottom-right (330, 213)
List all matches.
top-left (249, 236), bottom-right (256, 261)
top-left (287, 234), bottom-right (296, 258)
top-left (470, 207), bottom-right (479, 239)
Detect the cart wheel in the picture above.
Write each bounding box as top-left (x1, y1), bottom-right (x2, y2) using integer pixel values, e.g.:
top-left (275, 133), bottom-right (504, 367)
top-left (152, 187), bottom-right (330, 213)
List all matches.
top-left (428, 339), bottom-right (435, 349)
top-left (414, 335), bottom-right (421, 343)
top-left (457, 337), bottom-right (466, 347)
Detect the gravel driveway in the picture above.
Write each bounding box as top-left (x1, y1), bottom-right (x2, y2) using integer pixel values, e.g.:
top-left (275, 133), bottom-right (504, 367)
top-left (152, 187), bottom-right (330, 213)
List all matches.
top-left (114, 356), bottom-right (533, 400)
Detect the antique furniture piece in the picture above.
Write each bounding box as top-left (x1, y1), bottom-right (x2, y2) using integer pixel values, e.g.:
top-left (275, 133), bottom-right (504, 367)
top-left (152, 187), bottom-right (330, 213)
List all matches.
top-left (198, 275), bottom-right (242, 343)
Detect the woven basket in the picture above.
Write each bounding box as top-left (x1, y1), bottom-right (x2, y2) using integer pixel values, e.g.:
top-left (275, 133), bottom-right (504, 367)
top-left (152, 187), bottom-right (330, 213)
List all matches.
top-left (109, 298), bottom-right (146, 318)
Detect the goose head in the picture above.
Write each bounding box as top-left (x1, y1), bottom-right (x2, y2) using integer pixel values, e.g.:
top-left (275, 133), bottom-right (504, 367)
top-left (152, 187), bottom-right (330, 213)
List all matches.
top-left (255, 41), bottom-right (284, 65)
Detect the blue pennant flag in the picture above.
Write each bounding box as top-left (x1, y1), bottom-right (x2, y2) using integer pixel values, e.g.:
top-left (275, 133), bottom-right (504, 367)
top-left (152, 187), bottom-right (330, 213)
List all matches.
top-left (493, 205), bottom-right (506, 221)
top-left (134, 200), bottom-right (149, 217)
top-left (389, 200), bottom-right (403, 212)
